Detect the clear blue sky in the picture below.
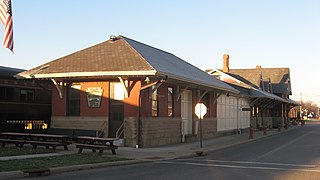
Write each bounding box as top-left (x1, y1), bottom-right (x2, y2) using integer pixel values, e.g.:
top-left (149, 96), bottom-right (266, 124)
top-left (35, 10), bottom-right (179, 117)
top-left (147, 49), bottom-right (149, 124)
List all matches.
top-left (0, 0), bottom-right (319, 105)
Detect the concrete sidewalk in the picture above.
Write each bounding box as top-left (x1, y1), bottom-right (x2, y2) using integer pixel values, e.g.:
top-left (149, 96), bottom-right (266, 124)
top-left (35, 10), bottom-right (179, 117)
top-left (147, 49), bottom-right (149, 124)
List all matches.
top-left (116, 126), bottom-right (296, 160)
top-left (0, 125), bottom-right (300, 179)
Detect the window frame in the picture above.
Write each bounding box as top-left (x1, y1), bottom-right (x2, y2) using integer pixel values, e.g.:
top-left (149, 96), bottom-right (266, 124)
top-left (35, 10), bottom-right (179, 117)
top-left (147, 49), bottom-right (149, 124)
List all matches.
top-left (151, 86), bottom-right (158, 117)
top-left (167, 87), bottom-right (174, 117)
top-left (20, 88), bottom-right (35, 102)
top-left (67, 83), bottom-right (81, 116)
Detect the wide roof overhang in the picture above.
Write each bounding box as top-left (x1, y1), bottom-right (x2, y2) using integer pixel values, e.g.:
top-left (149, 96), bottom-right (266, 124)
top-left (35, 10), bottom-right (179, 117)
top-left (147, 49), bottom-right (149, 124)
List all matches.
top-left (16, 69), bottom-right (239, 95)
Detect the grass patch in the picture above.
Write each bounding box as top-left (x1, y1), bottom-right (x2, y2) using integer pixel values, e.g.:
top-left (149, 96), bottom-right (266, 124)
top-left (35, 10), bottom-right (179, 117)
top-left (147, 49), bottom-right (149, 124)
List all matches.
top-left (0, 146), bottom-right (54, 157)
top-left (0, 153), bottom-right (132, 172)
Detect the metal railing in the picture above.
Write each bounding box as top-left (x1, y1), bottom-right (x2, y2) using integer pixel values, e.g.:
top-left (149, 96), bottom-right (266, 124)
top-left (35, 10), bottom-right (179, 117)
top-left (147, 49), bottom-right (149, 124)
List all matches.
top-left (116, 122), bottom-right (124, 139)
top-left (96, 120), bottom-right (108, 137)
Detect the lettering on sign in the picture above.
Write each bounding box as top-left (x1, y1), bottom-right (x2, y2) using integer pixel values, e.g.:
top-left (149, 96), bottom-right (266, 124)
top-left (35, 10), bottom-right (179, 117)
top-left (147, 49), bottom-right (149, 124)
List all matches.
top-left (86, 87), bottom-right (103, 108)
top-left (242, 107), bottom-right (252, 111)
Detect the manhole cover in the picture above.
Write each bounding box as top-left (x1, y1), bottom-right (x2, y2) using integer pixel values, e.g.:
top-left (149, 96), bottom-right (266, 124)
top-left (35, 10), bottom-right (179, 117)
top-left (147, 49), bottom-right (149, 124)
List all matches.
top-left (144, 156), bottom-right (165, 160)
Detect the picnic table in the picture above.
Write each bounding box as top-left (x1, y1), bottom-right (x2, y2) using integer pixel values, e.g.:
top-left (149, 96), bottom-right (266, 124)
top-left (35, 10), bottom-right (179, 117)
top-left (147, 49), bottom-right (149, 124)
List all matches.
top-left (75, 136), bottom-right (118, 155)
top-left (29, 133), bottom-right (71, 150)
top-left (0, 132), bottom-right (30, 147)
top-left (0, 132), bottom-right (71, 151)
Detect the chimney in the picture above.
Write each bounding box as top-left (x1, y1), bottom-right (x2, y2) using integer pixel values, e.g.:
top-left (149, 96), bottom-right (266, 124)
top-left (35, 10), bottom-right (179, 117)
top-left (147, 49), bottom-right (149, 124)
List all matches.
top-left (223, 54), bottom-right (230, 72)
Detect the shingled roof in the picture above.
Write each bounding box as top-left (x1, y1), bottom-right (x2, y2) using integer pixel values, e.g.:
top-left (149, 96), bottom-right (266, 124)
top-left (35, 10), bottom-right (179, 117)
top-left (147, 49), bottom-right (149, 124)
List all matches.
top-left (228, 68), bottom-right (291, 95)
top-left (17, 35), bottom-right (238, 94)
top-left (207, 69), bottom-right (290, 103)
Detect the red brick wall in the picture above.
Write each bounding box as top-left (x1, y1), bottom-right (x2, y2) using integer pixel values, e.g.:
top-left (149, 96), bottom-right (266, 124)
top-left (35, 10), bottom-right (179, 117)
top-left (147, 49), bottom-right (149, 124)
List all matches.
top-left (52, 82), bottom-right (110, 116)
top-left (158, 84), bottom-right (167, 117)
top-left (52, 86), bottom-right (67, 116)
top-left (139, 83), bottom-right (181, 118)
top-left (140, 81), bottom-right (151, 117)
top-left (124, 80), bottom-right (141, 117)
top-left (210, 92), bottom-right (218, 117)
top-left (173, 85), bottom-right (181, 117)
top-left (190, 90), bottom-right (218, 119)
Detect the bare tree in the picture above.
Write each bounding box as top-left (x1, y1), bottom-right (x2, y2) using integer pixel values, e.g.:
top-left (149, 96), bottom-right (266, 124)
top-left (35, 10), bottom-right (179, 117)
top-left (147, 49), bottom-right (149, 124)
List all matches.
top-left (301, 101), bottom-right (319, 118)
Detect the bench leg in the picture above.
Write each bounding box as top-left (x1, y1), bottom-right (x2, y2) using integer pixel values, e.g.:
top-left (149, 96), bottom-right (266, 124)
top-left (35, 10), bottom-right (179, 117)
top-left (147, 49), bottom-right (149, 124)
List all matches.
top-left (111, 149), bottom-right (116, 155)
top-left (52, 146), bottom-right (56, 152)
top-left (78, 148), bottom-right (83, 154)
top-left (99, 150), bottom-right (103, 156)
top-left (1, 143), bottom-right (5, 148)
top-left (64, 145), bottom-right (68, 150)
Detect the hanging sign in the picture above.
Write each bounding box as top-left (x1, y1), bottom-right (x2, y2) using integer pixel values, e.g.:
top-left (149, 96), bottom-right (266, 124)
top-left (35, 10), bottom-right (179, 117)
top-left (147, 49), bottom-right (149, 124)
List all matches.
top-left (86, 87), bottom-right (103, 108)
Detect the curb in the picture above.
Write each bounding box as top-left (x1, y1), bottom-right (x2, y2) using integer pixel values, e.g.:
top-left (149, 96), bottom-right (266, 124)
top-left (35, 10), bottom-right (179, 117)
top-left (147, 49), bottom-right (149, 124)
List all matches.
top-left (0, 159), bottom-right (145, 179)
top-left (49, 159), bottom-right (145, 175)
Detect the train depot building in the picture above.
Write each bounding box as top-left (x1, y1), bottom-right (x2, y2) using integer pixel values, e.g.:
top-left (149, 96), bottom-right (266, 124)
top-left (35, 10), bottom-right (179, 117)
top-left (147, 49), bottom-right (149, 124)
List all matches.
top-left (17, 36), bottom-right (239, 147)
top-left (17, 35), bottom-right (299, 147)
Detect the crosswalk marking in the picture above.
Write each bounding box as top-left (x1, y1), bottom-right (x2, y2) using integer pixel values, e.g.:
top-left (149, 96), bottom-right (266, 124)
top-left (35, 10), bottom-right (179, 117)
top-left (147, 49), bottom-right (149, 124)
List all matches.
top-left (177, 159), bottom-right (317, 168)
top-left (156, 160), bottom-right (320, 173)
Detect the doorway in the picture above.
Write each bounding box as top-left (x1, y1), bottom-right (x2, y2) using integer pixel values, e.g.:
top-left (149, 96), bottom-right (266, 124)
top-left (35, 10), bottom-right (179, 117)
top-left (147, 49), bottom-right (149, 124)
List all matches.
top-left (109, 82), bottom-right (125, 138)
top-left (181, 90), bottom-right (192, 140)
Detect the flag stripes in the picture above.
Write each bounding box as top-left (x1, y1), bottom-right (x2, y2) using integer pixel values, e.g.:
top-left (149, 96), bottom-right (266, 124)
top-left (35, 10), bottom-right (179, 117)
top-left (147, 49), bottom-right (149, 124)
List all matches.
top-left (0, 0), bottom-right (13, 52)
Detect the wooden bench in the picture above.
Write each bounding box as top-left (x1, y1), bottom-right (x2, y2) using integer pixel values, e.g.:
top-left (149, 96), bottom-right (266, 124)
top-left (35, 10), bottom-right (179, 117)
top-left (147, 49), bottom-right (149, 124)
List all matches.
top-left (76, 143), bottom-right (118, 155)
top-left (27, 141), bottom-right (69, 152)
top-left (0, 138), bottom-right (28, 148)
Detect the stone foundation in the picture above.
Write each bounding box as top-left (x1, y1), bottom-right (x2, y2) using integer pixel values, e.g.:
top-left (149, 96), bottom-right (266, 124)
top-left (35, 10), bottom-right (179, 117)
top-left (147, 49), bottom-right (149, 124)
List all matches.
top-left (140, 117), bottom-right (181, 147)
top-left (50, 116), bottom-right (108, 136)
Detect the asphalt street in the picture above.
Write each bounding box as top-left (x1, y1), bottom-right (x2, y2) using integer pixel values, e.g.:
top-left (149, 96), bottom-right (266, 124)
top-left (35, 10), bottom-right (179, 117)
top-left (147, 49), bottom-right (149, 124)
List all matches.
top-left (23, 122), bottom-right (320, 180)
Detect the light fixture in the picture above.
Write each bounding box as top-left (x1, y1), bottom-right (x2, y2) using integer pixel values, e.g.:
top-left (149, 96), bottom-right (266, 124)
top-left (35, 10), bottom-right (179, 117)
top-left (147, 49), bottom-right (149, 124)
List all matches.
top-left (144, 77), bottom-right (151, 84)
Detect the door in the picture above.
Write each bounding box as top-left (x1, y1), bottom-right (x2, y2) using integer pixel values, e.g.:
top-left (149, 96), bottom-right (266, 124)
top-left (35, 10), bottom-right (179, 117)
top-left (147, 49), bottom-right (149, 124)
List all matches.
top-left (181, 90), bottom-right (192, 137)
top-left (109, 83), bottom-right (125, 138)
top-left (109, 101), bottom-right (124, 138)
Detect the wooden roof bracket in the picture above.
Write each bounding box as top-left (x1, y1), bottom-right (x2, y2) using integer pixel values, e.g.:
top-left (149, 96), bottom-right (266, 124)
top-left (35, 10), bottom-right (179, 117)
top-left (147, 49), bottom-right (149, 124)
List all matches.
top-left (250, 98), bottom-right (263, 107)
top-left (139, 78), bottom-right (166, 99)
top-left (149, 81), bottom-right (163, 99)
top-left (197, 90), bottom-right (209, 102)
top-left (118, 77), bottom-right (130, 98)
top-left (177, 85), bottom-right (191, 101)
top-left (51, 78), bottom-right (63, 99)
top-left (212, 93), bottom-right (222, 105)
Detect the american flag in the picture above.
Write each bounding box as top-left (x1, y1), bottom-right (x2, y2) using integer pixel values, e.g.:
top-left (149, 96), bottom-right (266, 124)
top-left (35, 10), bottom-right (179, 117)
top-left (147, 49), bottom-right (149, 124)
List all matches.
top-left (0, 0), bottom-right (13, 52)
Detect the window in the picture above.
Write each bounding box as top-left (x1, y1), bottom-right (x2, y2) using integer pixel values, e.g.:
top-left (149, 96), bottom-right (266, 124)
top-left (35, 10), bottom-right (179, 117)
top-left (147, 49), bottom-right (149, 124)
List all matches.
top-left (0, 87), bottom-right (14, 101)
top-left (20, 89), bottom-right (34, 102)
top-left (67, 83), bottom-right (81, 116)
top-left (168, 87), bottom-right (174, 117)
top-left (110, 82), bottom-right (125, 101)
top-left (151, 86), bottom-right (158, 117)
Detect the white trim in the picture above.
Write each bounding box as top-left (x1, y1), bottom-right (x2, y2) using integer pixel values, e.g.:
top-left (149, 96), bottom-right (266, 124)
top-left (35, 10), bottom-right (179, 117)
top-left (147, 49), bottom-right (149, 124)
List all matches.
top-left (19, 70), bottom-right (157, 79)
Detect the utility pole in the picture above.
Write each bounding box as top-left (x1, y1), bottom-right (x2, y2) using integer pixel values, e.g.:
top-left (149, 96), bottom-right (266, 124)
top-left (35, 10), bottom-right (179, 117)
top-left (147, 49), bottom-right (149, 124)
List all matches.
top-left (300, 93), bottom-right (303, 119)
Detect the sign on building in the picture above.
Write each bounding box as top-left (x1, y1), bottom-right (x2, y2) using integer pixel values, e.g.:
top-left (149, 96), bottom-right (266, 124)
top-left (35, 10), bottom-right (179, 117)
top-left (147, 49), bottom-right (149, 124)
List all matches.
top-left (86, 87), bottom-right (103, 108)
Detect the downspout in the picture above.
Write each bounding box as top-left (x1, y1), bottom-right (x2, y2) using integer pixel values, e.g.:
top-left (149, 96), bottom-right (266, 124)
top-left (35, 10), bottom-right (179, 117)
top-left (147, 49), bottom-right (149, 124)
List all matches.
top-left (136, 90), bottom-right (141, 148)
top-left (236, 97), bottom-right (240, 133)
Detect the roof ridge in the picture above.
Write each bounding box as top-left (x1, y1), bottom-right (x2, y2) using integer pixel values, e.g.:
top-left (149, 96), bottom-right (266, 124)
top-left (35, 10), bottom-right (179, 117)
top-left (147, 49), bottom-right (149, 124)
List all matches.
top-left (230, 67), bottom-right (289, 70)
top-left (119, 35), bottom-right (177, 57)
top-left (120, 35), bottom-right (204, 74)
top-left (119, 35), bottom-right (156, 71)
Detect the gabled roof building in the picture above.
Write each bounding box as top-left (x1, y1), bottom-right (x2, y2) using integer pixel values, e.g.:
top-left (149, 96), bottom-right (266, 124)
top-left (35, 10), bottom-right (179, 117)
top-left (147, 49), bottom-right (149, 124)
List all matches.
top-left (207, 54), bottom-right (299, 129)
top-left (17, 36), bottom-right (238, 147)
